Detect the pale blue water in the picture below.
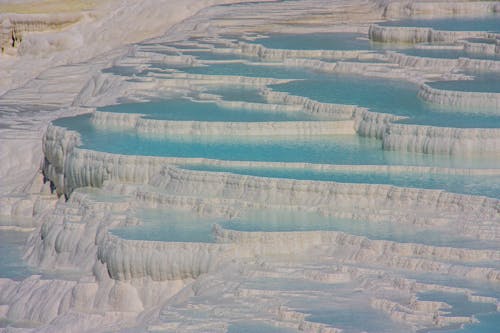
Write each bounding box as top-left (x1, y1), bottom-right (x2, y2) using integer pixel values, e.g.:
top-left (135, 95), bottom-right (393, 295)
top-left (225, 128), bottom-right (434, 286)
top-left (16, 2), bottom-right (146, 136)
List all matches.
top-left (111, 209), bottom-right (217, 243)
top-left (304, 307), bottom-right (403, 333)
top-left (466, 38), bottom-right (498, 45)
top-left (419, 291), bottom-right (500, 333)
top-left (203, 87), bottom-right (267, 103)
top-left (182, 50), bottom-right (247, 61)
top-left (111, 206), bottom-right (496, 250)
top-left (432, 313), bottom-right (500, 333)
top-left (240, 276), bottom-right (412, 332)
top-left (0, 230), bottom-right (35, 280)
top-left (167, 42), bottom-right (207, 50)
top-left (271, 75), bottom-right (500, 127)
top-left (418, 292), bottom-right (497, 318)
top-left (110, 63), bottom-right (500, 127)
top-left (380, 16), bottom-right (500, 33)
top-left (53, 114), bottom-right (500, 168)
top-left (98, 99), bottom-right (318, 122)
top-left (102, 66), bottom-right (141, 76)
top-left (183, 62), bottom-right (312, 79)
top-left (429, 73), bottom-right (500, 93)
top-left (182, 165), bottom-right (500, 199)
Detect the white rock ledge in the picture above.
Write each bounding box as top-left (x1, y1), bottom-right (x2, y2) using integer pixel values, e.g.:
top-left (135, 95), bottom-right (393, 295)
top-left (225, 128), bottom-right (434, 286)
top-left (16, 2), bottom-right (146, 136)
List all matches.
top-left (90, 110), bottom-right (356, 137)
top-left (369, 24), bottom-right (492, 44)
top-left (419, 83), bottom-right (500, 109)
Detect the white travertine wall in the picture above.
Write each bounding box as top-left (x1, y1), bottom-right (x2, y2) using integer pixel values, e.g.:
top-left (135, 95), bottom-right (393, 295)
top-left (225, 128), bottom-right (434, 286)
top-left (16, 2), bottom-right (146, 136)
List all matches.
top-left (419, 83), bottom-right (500, 109)
top-left (387, 51), bottom-right (500, 73)
top-left (369, 24), bottom-right (489, 44)
top-left (91, 111), bottom-right (355, 136)
top-left (382, 123), bottom-right (500, 155)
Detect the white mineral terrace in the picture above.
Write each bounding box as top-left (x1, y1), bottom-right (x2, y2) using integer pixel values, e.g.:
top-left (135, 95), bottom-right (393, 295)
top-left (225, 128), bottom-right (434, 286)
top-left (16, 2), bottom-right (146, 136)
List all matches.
top-left (1, 0), bottom-right (500, 332)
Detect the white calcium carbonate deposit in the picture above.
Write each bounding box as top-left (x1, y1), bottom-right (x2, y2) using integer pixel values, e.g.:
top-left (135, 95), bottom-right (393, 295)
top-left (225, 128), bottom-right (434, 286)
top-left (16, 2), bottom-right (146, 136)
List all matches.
top-left (1, 0), bottom-right (500, 332)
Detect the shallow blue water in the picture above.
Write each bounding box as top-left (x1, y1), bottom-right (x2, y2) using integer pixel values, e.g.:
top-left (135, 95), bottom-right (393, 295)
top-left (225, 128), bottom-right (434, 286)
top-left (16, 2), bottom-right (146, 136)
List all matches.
top-left (380, 16), bottom-right (500, 33)
top-left (241, 276), bottom-right (411, 332)
top-left (54, 114), bottom-right (499, 168)
top-left (0, 230), bottom-right (34, 280)
top-left (203, 87), bottom-right (267, 103)
top-left (219, 210), bottom-right (486, 248)
top-left (429, 73), bottom-right (500, 93)
top-left (183, 62), bottom-right (313, 79)
top-left (98, 99), bottom-right (318, 121)
top-left (466, 37), bottom-right (498, 45)
top-left (111, 205), bottom-right (495, 250)
top-left (420, 292), bottom-right (500, 333)
top-left (305, 307), bottom-right (403, 333)
top-left (431, 312), bottom-right (500, 333)
top-left (182, 165), bottom-right (500, 199)
top-left (418, 291), bottom-right (497, 317)
top-left (270, 75), bottom-right (500, 127)
top-left (102, 66), bottom-right (142, 76)
top-left (111, 209), bottom-right (217, 243)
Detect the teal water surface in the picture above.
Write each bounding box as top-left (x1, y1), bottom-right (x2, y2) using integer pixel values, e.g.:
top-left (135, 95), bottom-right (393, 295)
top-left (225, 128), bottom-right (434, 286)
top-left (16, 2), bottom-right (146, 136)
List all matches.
top-left (54, 114), bottom-right (499, 168)
top-left (182, 164), bottom-right (500, 199)
top-left (98, 99), bottom-right (319, 122)
top-left (429, 312), bottom-right (500, 333)
top-left (111, 205), bottom-right (496, 249)
top-left (271, 75), bottom-right (500, 126)
top-left (183, 62), bottom-right (312, 79)
top-left (429, 73), bottom-right (500, 93)
top-left (0, 230), bottom-right (34, 280)
top-left (203, 87), bottom-right (267, 103)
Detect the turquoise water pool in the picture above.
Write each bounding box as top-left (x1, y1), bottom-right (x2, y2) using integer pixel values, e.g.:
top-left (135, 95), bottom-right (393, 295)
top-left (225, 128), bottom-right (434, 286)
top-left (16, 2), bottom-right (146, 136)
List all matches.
top-left (0, 230), bottom-right (35, 280)
top-left (111, 206), bottom-right (495, 250)
top-left (102, 66), bottom-right (141, 76)
top-left (414, 279), bottom-right (500, 333)
top-left (98, 99), bottom-right (319, 122)
top-left (466, 38), bottom-right (498, 45)
top-left (53, 114), bottom-right (499, 168)
top-left (183, 62), bottom-right (313, 79)
top-left (111, 209), bottom-right (217, 243)
top-left (380, 16), bottom-right (500, 33)
top-left (304, 307), bottom-right (404, 333)
top-left (430, 312), bottom-right (500, 333)
top-left (203, 87), bottom-right (267, 103)
top-left (182, 165), bottom-right (500, 199)
top-left (270, 76), bottom-right (500, 126)
top-left (109, 56), bottom-right (500, 127)
top-left (429, 73), bottom-right (500, 93)
top-left (418, 291), bottom-right (497, 318)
